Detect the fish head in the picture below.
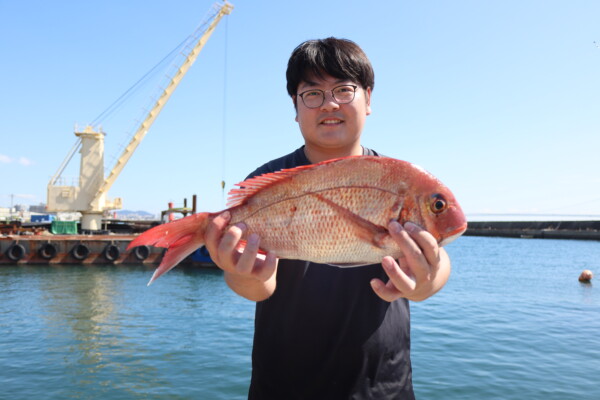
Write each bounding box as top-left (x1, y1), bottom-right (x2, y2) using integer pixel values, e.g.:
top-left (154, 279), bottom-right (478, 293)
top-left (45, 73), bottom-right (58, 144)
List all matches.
top-left (409, 177), bottom-right (468, 246)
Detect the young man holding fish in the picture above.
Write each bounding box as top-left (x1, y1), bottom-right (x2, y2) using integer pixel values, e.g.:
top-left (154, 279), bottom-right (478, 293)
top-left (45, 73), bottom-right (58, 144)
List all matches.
top-left (205, 38), bottom-right (453, 399)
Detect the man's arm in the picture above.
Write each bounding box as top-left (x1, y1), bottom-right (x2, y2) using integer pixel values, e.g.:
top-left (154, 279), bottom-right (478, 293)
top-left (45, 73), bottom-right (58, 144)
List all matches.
top-left (370, 221), bottom-right (451, 302)
top-left (204, 212), bottom-right (278, 302)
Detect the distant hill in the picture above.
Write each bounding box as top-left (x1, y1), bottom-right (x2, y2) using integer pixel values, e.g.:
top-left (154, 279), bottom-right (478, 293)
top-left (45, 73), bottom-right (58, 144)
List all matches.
top-left (114, 210), bottom-right (157, 220)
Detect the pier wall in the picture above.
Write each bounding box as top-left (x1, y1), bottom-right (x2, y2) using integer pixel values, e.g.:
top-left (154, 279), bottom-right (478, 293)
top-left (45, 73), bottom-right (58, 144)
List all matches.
top-left (465, 220), bottom-right (600, 241)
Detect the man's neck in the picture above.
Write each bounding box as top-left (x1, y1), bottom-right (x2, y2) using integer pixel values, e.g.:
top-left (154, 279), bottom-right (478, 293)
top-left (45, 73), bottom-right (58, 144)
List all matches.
top-left (303, 144), bottom-right (363, 164)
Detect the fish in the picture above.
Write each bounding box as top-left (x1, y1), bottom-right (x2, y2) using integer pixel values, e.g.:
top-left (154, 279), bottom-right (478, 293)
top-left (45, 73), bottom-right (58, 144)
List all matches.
top-left (128, 156), bottom-right (467, 285)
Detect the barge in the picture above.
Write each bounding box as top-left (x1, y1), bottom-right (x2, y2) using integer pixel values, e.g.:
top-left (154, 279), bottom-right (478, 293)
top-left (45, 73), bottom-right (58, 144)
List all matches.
top-left (1, 234), bottom-right (157, 265)
top-left (0, 219), bottom-right (214, 267)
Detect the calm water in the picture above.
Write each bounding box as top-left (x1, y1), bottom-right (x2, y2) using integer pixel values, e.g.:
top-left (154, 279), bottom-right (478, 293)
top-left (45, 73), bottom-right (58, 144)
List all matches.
top-left (0, 237), bottom-right (598, 399)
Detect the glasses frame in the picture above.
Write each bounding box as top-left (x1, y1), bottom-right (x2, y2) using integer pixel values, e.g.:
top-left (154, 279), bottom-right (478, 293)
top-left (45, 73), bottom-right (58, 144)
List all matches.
top-left (297, 84), bottom-right (359, 109)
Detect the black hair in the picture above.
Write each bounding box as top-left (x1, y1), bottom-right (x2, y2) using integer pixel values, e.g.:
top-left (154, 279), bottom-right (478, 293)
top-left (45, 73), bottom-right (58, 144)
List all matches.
top-left (286, 37), bottom-right (375, 97)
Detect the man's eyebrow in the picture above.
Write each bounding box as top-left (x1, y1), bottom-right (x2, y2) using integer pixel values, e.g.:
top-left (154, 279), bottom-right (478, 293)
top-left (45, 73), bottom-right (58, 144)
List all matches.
top-left (299, 79), bottom-right (319, 89)
top-left (299, 78), bottom-right (348, 89)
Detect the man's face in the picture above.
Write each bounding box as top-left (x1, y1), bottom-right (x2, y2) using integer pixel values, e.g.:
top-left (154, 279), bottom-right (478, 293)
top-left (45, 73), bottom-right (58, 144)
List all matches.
top-left (293, 74), bottom-right (371, 152)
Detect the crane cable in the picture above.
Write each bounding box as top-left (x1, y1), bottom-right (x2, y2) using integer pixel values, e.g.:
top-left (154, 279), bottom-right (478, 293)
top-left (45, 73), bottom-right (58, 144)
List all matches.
top-left (90, 38), bottom-right (190, 127)
top-left (220, 14), bottom-right (229, 201)
top-left (90, 5), bottom-right (222, 129)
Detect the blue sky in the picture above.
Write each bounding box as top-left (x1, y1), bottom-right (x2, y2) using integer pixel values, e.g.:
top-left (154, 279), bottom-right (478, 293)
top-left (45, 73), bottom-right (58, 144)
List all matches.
top-left (1, 0), bottom-right (599, 219)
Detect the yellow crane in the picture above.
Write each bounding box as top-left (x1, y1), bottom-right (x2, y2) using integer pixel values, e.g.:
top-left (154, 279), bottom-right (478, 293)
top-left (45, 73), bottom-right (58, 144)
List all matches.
top-left (47, 1), bottom-right (233, 231)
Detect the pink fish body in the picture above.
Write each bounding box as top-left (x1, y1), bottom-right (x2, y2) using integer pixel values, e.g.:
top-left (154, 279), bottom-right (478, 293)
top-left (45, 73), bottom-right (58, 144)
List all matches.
top-left (128, 156), bottom-right (467, 285)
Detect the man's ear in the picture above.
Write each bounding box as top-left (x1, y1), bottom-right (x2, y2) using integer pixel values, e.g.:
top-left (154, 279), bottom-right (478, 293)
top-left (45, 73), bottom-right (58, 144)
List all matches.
top-left (292, 95), bottom-right (299, 121)
top-left (365, 87), bottom-right (372, 116)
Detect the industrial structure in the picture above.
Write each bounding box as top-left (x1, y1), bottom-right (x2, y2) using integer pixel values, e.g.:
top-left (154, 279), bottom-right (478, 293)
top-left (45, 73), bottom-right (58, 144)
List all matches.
top-left (46, 1), bottom-right (233, 232)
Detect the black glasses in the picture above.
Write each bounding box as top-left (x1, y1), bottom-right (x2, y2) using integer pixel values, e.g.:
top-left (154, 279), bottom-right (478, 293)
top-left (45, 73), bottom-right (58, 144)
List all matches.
top-left (297, 85), bottom-right (358, 109)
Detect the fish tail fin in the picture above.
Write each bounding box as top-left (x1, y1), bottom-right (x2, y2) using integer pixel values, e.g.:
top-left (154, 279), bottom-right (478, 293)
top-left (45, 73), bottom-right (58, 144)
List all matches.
top-left (126, 212), bottom-right (213, 285)
top-left (147, 235), bottom-right (205, 286)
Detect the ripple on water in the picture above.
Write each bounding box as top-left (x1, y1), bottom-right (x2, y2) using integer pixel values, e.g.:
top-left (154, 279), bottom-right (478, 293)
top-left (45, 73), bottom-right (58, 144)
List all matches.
top-left (1, 237), bottom-right (600, 399)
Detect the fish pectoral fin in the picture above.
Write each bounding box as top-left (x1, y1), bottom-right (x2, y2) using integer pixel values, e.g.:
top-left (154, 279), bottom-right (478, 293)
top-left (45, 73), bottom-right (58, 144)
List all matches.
top-left (372, 231), bottom-right (390, 249)
top-left (310, 193), bottom-right (389, 249)
top-left (236, 239), bottom-right (267, 255)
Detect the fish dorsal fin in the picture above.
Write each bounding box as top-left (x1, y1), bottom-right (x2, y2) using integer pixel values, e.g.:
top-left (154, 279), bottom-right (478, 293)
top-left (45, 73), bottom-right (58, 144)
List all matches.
top-left (226, 156), bottom-right (356, 208)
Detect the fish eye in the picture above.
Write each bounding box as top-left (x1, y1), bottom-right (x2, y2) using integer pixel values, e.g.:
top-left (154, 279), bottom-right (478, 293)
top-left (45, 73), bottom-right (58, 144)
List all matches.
top-left (430, 195), bottom-right (447, 214)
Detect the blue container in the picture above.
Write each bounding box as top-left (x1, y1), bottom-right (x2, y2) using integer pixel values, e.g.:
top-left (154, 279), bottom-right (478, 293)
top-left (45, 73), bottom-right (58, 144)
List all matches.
top-left (31, 214), bottom-right (55, 223)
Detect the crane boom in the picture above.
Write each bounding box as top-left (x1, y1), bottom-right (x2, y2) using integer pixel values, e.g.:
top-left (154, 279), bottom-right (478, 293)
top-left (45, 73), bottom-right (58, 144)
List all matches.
top-left (46, 1), bottom-right (233, 231)
top-left (91, 1), bottom-right (233, 207)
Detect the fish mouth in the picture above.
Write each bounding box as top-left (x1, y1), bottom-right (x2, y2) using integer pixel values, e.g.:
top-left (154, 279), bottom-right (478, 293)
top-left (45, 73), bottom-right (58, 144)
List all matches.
top-left (439, 223), bottom-right (468, 247)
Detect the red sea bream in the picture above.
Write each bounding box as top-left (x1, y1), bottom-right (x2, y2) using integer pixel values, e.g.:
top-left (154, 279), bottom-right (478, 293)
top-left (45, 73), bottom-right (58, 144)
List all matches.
top-left (128, 156), bottom-right (467, 284)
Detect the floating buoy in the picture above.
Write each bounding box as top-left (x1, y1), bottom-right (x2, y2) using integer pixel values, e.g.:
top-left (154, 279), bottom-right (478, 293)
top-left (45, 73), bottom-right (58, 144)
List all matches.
top-left (579, 269), bottom-right (593, 283)
top-left (6, 243), bottom-right (26, 262)
top-left (38, 242), bottom-right (58, 259)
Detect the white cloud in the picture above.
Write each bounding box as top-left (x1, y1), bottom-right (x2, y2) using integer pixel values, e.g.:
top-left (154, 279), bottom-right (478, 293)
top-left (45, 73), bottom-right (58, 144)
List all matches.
top-left (0, 154), bottom-right (34, 166)
top-left (18, 157), bottom-right (34, 166)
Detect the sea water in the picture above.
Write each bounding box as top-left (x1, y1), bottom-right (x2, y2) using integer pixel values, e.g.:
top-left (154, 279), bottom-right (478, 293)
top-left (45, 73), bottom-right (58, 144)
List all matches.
top-left (0, 236), bottom-right (598, 399)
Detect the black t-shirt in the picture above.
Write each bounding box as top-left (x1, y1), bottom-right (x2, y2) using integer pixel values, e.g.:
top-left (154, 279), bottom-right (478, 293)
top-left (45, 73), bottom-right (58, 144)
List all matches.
top-left (247, 146), bottom-right (415, 400)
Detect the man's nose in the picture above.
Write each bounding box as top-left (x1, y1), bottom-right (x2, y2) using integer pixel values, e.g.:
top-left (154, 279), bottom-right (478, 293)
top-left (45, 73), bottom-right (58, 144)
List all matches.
top-left (320, 90), bottom-right (340, 111)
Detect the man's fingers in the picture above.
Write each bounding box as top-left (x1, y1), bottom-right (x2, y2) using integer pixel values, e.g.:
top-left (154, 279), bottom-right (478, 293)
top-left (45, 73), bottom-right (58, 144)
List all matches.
top-left (388, 221), bottom-right (439, 282)
top-left (370, 277), bottom-right (402, 302)
top-left (254, 251), bottom-right (278, 282)
top-left (204, 211), bottom-right (231, 262)
top-left (236, 233), bottom-right (260, 275)
top-left (382, 256), bottom-right (416, 292)
top-left (217, 223), bottom-right (245, 267)
top-left (404, 222), bottom-right (440, 273)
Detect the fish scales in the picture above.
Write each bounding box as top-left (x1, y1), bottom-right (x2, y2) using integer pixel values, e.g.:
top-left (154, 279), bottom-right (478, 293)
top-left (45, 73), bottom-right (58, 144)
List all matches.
top-left (229, 157), bottom-right (415, 264)
top-left (232, 189), bottom-right (401, 263)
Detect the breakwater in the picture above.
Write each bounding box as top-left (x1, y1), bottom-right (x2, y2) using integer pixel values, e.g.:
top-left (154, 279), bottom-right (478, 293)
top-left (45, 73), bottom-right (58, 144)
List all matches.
top-left (465, 220), bottom-right (600, 241)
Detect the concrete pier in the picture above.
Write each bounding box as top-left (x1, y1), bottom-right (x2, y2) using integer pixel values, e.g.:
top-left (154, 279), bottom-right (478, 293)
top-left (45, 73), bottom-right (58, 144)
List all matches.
top-left (465, 220), bottom-right (600, 241)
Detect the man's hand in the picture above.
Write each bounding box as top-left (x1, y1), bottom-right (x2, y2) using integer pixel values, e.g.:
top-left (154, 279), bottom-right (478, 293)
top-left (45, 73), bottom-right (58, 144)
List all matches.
top-left (204, 211), bottom-right (278, 301)
top-left (370, 221), bottom-right (451, 302)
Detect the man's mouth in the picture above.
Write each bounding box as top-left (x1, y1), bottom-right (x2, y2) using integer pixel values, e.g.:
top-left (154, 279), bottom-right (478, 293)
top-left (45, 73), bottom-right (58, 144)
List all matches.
top-left (321, 118), bottom-right (343, 125)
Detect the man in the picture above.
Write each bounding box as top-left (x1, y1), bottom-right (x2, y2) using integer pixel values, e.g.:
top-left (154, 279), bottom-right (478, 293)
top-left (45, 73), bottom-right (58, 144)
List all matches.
top-left (204, 37), bottom-right (451, 399)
